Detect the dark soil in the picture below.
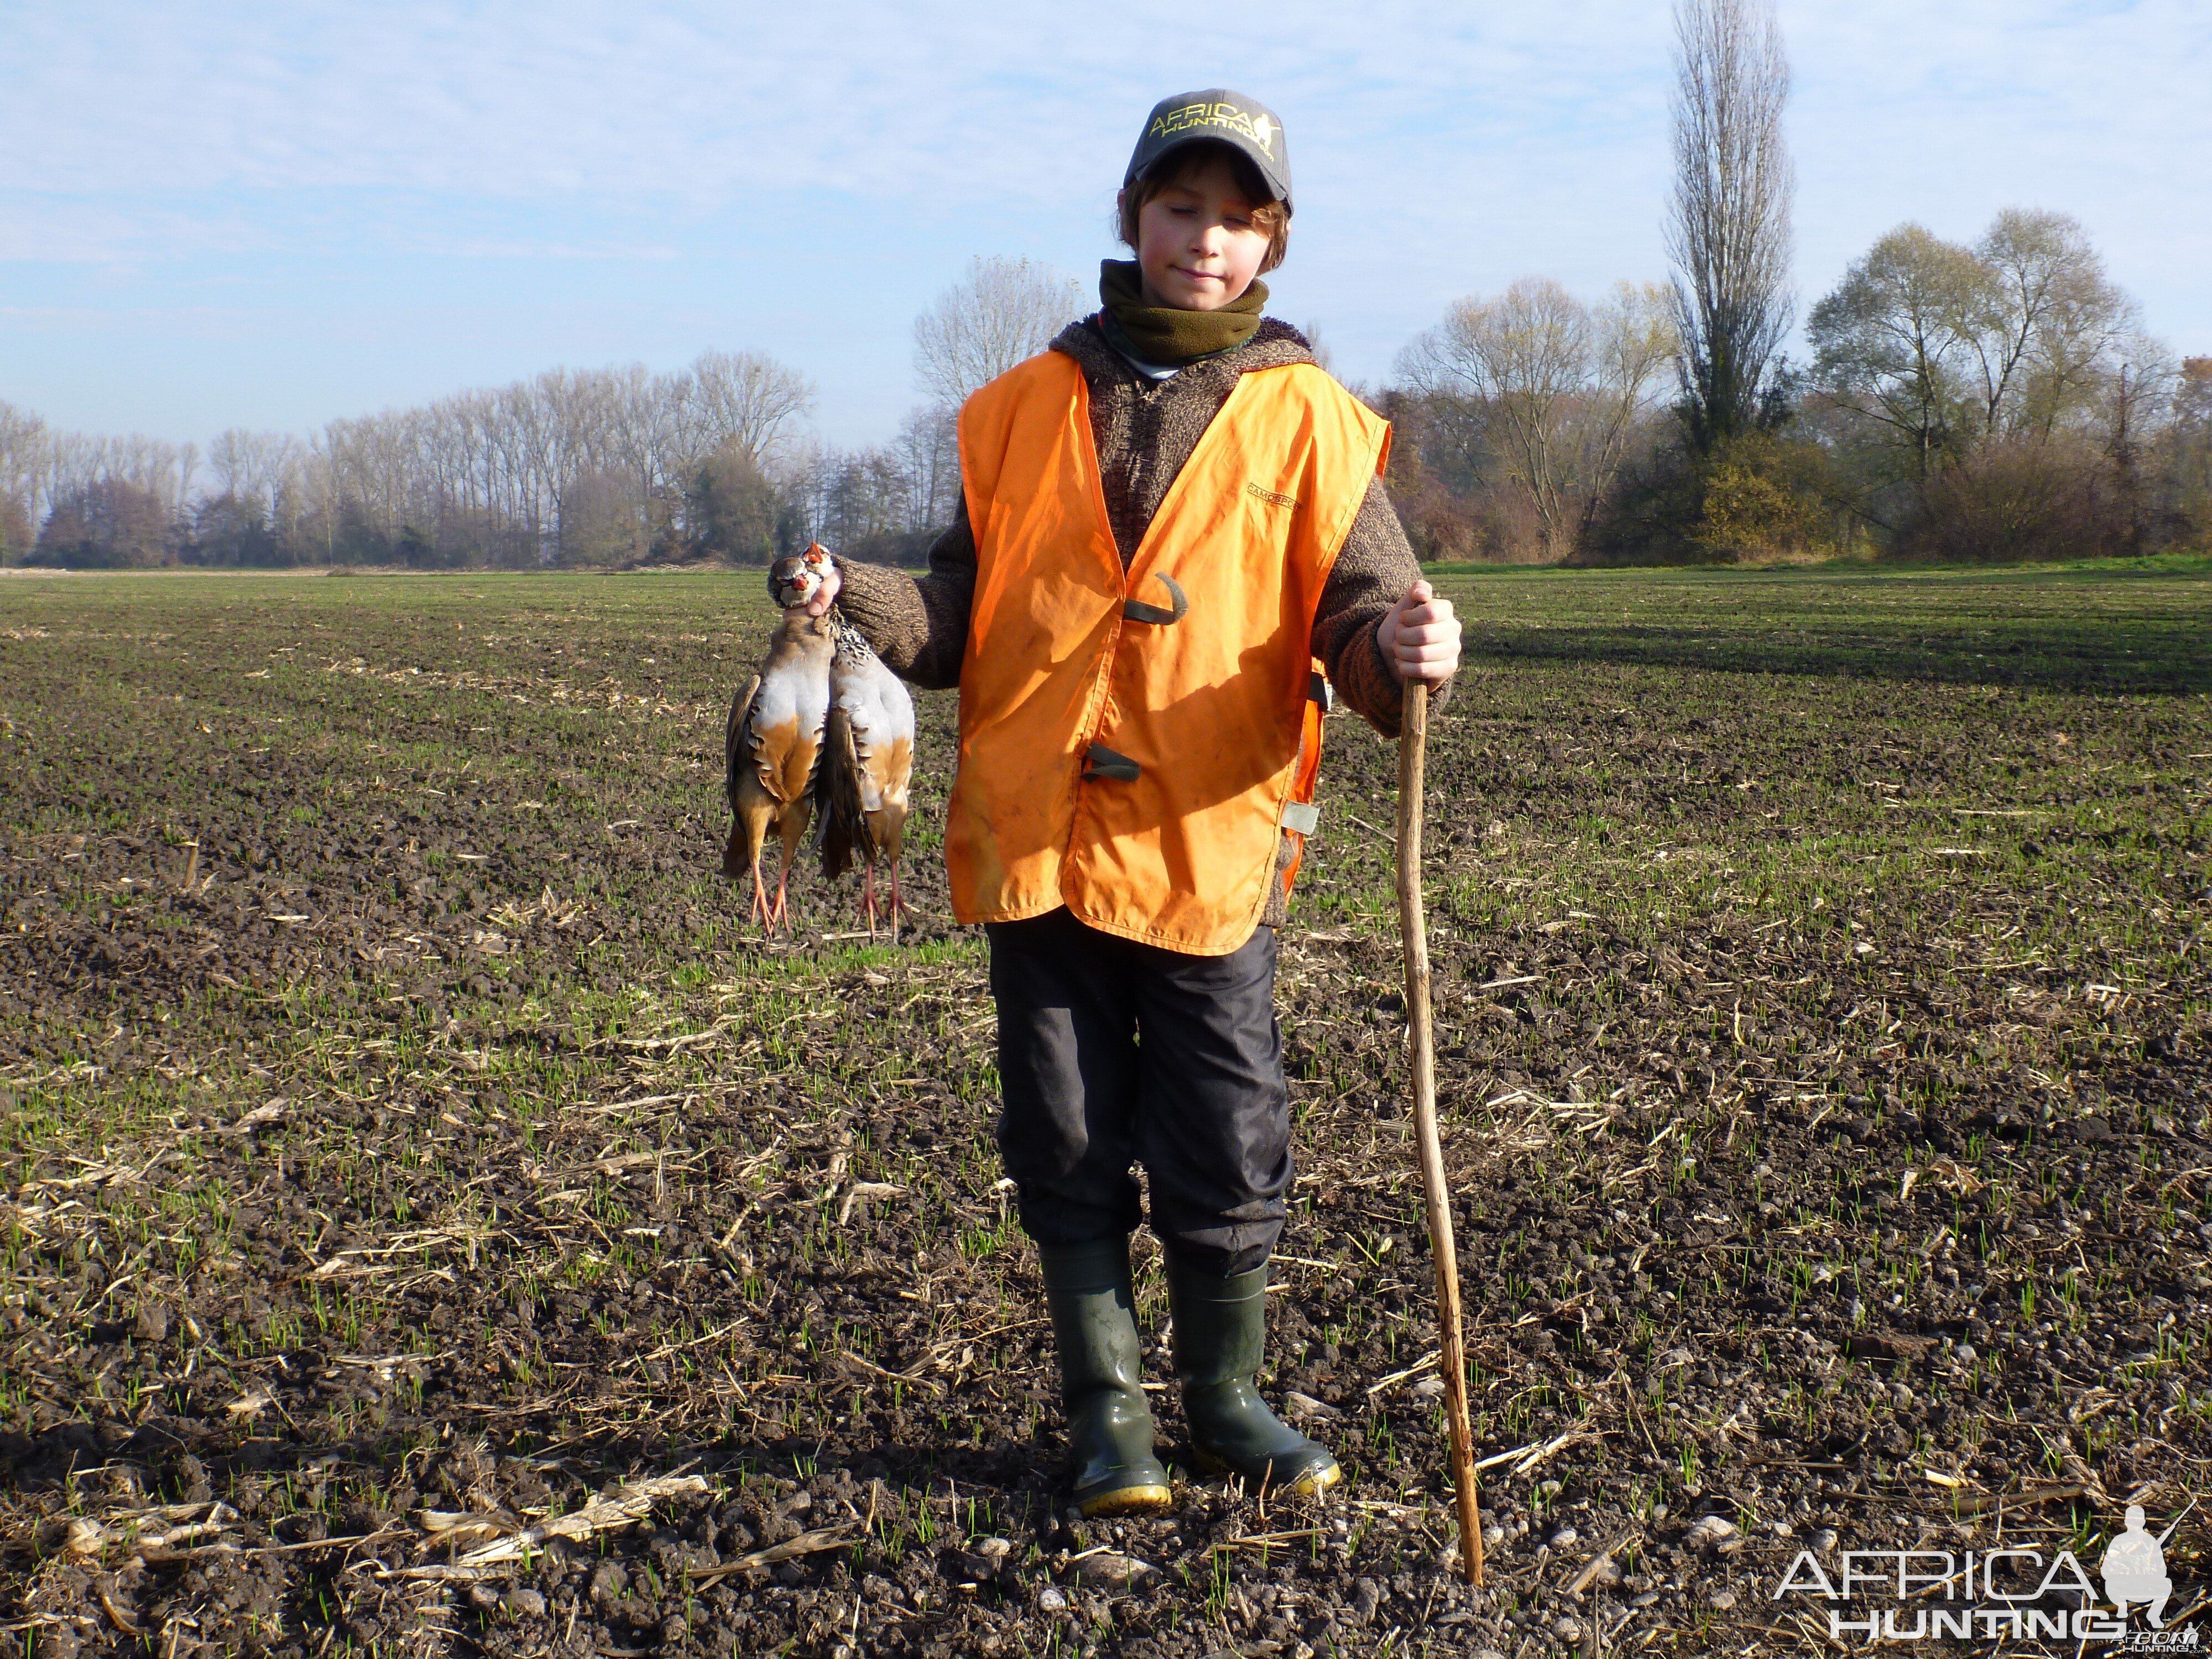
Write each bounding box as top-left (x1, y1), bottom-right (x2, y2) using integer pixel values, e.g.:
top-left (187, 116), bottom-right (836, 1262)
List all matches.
top-left (2, 566), bottom-right (2208, 1657)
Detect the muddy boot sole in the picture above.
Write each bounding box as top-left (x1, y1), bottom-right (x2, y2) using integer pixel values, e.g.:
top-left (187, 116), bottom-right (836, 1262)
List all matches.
top-left (1041, 1238), bottom-right (1173, 1520)
top-left (1190, 1442), bottom-right (1341, 1498)
top-left (1076, 1478), bottom-right (1175, 1517)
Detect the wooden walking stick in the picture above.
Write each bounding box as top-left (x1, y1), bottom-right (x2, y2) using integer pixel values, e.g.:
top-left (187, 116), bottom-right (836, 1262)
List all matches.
top-left (1396, 677), bottom-right (1485, 1587)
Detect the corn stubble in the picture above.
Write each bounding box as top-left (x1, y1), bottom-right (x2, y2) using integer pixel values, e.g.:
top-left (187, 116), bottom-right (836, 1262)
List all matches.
top-left (0, 565), bottom-right (2206, 1655)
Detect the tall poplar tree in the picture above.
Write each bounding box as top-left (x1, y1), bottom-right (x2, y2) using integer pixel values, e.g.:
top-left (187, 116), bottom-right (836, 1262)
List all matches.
top-left (1665, 0), bottom-right (1796, 451)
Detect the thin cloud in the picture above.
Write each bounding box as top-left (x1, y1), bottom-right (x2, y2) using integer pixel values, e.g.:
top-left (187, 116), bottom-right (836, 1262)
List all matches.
top-left (1, 2), bottom-right (1669, 202)
top-left (2, 0), bottom-right (2204, 442)
top-left (426, 240), bottom-right (682, 263)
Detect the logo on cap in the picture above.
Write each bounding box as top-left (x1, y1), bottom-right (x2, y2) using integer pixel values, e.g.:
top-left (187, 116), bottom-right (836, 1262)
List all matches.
top-left (1150, 100), bottom-right (1276, 156)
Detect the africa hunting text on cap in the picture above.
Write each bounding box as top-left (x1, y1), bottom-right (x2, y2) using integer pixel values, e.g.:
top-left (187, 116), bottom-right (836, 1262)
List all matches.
top-left (1125, 90), bottom-right (1292, 213)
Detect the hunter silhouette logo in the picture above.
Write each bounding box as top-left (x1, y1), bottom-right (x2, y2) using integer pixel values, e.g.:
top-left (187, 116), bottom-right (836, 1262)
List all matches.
top-left (2105, 1504), bottom-right (2182, 1628)
top-left (1769, 1498), bottom-right (2198, 1646)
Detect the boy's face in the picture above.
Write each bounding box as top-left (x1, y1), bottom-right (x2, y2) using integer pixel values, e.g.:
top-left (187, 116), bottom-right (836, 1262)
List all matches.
top-left (1126, 151), bottom-right (1274, 312)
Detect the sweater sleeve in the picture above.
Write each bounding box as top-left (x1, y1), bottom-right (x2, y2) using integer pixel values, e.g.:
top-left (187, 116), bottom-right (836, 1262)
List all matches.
top-left (1311, 475), bottom-right (1456, 736)
top-left (827, 497), bottom-right (978, 691)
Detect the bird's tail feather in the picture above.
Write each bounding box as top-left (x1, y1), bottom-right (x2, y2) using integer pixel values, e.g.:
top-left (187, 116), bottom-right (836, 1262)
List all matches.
top-left (817, 706), bottom-right (875, 879)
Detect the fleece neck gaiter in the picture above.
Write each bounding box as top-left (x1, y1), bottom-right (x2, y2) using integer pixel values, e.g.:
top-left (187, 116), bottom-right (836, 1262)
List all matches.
top-left (1097, 259), bottom-right (1267, 368)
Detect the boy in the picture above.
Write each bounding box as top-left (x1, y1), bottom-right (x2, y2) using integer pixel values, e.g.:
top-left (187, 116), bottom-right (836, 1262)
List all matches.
top-left (805, 89), bottom-right (1461, 1514)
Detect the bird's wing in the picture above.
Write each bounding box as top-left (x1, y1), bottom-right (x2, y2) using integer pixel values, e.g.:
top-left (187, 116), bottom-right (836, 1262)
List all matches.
top-left (833, 651), bottom-right (916, 812)
top-left (870, 733), bottom-right (915, 819)
top-left (875, 667), bottom-right (915, 807)
top-left (724, 674), bottom-right (762, 807)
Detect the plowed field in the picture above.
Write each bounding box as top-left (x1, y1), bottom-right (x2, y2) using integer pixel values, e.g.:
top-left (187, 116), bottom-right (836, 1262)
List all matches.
top-left (3, 563), bottom-right (2208, 1657)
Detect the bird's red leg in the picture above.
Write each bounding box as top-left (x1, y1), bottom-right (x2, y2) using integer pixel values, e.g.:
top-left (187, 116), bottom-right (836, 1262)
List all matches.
top-left (862, 862), bottom-right (878, 937)
top-left (772, 868), bottom-right (792, 935)
top-left (889, 860), bottom-right (902, 943)
top-left (750, 853), bottom-right (771, 932)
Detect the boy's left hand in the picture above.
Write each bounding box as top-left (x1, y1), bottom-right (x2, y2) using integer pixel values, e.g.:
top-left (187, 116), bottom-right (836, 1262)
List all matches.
top-left (1377, 579), bottom-right (1461, 684)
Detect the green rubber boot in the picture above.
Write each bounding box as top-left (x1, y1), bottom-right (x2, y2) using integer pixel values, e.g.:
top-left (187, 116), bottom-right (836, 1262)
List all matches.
top-left (1038, 1238), bottom-right (1173, 1517)
top-left (1165, 1252), bottom-right (1342, 1498)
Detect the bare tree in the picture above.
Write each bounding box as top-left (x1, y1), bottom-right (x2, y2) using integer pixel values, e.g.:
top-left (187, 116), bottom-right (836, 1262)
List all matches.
top-left (1299, 322), bottom-right (1337, 375)
top-left (207, 430), bottom-right (305, 519)
top-left (39, 431), bottom-right (194, 531)
top-left (1587, 283), bottom-right (1682, 525)
top-left (1401, 279), bottom-right (1676, 559)
top-left (1427, 280), bottom-right (1589, 557)
top-left (36, 478), bottom-right (173, 567)
top-left (913, 257), bottom-right (1085, 409)
top-left (690, 349), bottom-right (813, 466)
top-left (1965, 209), bottom-right (2133, 441)
top-left (598, 362), bottom-right (684, 559)
top-left (1813, 210), bottom-right (2150, 487)
top-left (1808, 224), bottom-right (1989, 481)
top-left (1665, 0), bottom-right (1795, 451)
top-left (893, 405), bottom-right (961, 534)
top-left (2167, 357), bottom-right (2212, 534)
top-left (0, 401), bottom-right (46, 559)
top-left (1804, 207), bottom-right (2187, 557)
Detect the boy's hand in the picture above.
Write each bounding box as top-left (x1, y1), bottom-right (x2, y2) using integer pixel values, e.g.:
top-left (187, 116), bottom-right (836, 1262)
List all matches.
top-left (1377, 579), bottom-right (1460, 684)
top-left (804, 564), bottom-right (841, 618)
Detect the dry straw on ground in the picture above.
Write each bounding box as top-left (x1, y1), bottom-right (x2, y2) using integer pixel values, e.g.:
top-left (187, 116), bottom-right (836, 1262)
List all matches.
top-left (2, 566), bottom-right (2206, 1656)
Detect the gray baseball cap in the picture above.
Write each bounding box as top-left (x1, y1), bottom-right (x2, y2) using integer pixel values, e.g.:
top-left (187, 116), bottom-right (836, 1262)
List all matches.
top-left (1124, 89), bottom-right (1292, 212)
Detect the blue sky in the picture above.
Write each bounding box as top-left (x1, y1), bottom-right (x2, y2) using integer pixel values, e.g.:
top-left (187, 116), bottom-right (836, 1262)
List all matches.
top-left (3, 0), bottom-right (2206, 451)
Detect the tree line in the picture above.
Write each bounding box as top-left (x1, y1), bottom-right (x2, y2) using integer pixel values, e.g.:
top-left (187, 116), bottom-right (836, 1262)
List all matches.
top-left (1381, 0), bottom-right (2208, 564)
top-left (7, 352), bottom-right (801, 570)
top-left (1378, 213), bottom-right (2208, 565)
top-left (0, 254), bottom-right (1085, 572)
top-left (4, 0), bottom-right (2205, 571)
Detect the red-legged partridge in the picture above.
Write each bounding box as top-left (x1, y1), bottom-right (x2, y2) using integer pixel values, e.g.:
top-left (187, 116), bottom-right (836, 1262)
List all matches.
top-left (820, 601), bottom-right (916, 938)
top-left (723, 547), bottom-right (837, 932)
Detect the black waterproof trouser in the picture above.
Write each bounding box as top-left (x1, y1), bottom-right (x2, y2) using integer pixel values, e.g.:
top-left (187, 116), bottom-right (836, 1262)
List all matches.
top-left (987, 907), bottom-right (1290, 1276)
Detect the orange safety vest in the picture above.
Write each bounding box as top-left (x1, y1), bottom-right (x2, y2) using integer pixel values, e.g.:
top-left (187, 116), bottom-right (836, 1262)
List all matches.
top-left (946, 347), bottom-right (1390, 954)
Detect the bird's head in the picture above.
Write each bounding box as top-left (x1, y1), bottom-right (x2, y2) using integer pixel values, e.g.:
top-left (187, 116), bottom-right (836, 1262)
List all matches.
top-left (768, 545), bottom-right (834, 609)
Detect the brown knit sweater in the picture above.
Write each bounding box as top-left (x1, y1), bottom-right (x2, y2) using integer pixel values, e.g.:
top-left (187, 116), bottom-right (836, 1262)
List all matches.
top-left (833, 315), bottom-right (1451, 927)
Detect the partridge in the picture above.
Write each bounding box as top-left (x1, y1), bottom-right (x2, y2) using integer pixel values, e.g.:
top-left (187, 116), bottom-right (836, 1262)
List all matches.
top-left (723, 547), bottom-right (837, 932)
top-left (820, 608), bottom-right (916, 938)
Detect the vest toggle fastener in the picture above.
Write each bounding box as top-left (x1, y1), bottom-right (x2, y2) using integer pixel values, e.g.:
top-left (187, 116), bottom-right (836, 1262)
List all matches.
top-left (1121, 572), bottom-right (1188, 626)
top-left (1083, 743), bottom-right (1141, 782)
